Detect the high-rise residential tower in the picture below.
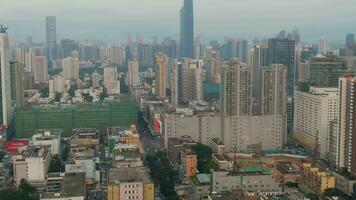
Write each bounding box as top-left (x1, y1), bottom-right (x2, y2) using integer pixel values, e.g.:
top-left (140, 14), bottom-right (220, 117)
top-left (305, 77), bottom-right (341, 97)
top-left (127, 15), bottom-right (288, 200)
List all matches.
top-left (220, 59), bottom-right (252, 116)
top-left (181, 59), bottom-right (203, 103)
top-left (0, 25), bottom-right (12, 126)
top-left (45, 16), bottom-right (57, 62)
top-left (103, 65), bottom-right (120, 95)
top-left (338, 76), bottom-right (356, 175)
top-left (251, 44), bottom-right (268, 114)
top-left (155, 53), bottom-right (168, 97)
top-left (127, 60), bottom-right (140, 86)
top-left (32, 56), bottom-right (48, 82)
top-left (10, 61), bottom-right (24, 107)
top-left (180, 0), bottom-right (194, 58)
top-left (267, 38), bottom-right (296, 96)
top-left (261, 64), bottom-right (287, 116)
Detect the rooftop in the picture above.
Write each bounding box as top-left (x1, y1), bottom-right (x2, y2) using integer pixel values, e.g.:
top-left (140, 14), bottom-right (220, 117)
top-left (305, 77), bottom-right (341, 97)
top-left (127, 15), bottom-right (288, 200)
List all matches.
top-left (42, 173), bottom-right (85, 198)
top-left (72, 128), bottom-right (99, 139)
top-left (107, 125), bottom-right (138, 138)
top-left (109, 168), bottom-right (151, 184)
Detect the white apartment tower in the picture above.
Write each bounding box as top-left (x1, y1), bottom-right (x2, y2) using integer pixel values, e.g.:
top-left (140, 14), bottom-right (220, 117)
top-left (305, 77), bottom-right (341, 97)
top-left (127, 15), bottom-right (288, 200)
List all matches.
top-left (293, 87), bottom-right (339, 158)
top-left (127, 60), bottom-right (140, 86)
top-left (0, 25), bottom-right (12, 126)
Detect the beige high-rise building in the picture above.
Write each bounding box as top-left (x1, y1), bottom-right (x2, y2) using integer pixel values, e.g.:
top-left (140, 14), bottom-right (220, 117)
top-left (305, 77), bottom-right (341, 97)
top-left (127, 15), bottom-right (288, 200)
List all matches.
top-left (181, 59), bottom-right (203, 103)
top-left (298, 62), bottom-right (310, 82)
top-left (220, 59), bottom-right (252, 116)
top-left (32, 56), bottom-right (48, 82)
top-left (105, 46), bottom-right (125, 66)
top-left (170, 59), bottom-right (179, 107)
top-left (128, 60), bottom-right (140, 86)
top-left (104, 65), bottom-right (120, 95)
top-left (155, 53), bottom-right (168, 97)
top-left (10, 61), bottom-right (24, 107)
top-left (62, 53), bottom-right (79, 81)
top-left (261, 64), bottom-right (287, 115)
top-left (206, 51), bottom-right (220, 83)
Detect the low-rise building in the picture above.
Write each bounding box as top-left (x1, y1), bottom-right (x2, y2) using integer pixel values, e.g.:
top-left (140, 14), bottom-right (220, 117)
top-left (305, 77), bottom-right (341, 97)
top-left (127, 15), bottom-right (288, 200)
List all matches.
top-left (180, 151), bottom-right (197, 177)
top-left (300, 163), bottom-right (335, 194)
top-left (190, 173), bottom-right (211, 199)
top-left (211, 167), bottom-right (281, 194)
top-left (65, 156), bottom-right (95, 180)
top-left (41, 172), bottom-right (86, 200)
top-left (70, 128), bottom-right (99, 148)
top-left (331, 172), bottom-right (356, 197)
top-left (210, 138), bottom-right (225, 155)
top-left (32, 129), bottom-right (61, 156)
top-left (212, 154), bottom-right (233, 171)
top-left (107, 168), bottom-right (154, 200)
top-left (13, 146), bottom-right (52, 188)
top-left (167, 136), bottom-right (196, 166)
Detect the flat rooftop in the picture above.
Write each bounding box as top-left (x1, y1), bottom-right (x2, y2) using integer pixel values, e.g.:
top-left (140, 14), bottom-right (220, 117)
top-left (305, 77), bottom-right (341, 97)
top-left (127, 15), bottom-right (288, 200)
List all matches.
top-left (109, 168), bottom-right (151, 183)
top-left (41, 172), bottom-right (85, 199)
top-left (213, 154), bottom-right (231, 162)
top-left (71, 128), bottom-right (99, 139)
top-left (61, 173), bottom-right (85, 197)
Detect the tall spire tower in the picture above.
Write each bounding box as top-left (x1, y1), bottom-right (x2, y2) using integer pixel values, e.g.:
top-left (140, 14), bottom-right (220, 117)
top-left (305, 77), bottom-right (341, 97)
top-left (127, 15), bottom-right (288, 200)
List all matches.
top-left (180, 0), bottom-right (194, 58)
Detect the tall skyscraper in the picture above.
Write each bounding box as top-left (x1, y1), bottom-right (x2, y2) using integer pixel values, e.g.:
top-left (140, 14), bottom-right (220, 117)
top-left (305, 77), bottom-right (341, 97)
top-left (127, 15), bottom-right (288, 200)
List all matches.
top-left (261, 64), bottom-right (287, 116)
top-left (338, 76), bottom-right (356, 175)
top-left (10, 61), bottom-right (24, 107)
top-left (180, 0), bottom-right (194, 58)
top-left (0, 25), bottom-right (12, 126)
top-left (267, 38), bottom-right (296, 96)
top-left (346, 33), bottom-right (355, 46)
top-left (127, 60), bottom-right (140, 86)
top-left (45, 16), bottom-right (57, 62)
top-left (251, 44), bottom-right (268, 114)
top-left (155, 53), bottom-right (168, 97)
top-left (60, 39), bottom-right (78, 58)
top-left (220, 59), bottom-right (252, 116)
top-left (32, 56), bottom-right (48, 82)
top-left (138, 43), bottom-right (153, 67)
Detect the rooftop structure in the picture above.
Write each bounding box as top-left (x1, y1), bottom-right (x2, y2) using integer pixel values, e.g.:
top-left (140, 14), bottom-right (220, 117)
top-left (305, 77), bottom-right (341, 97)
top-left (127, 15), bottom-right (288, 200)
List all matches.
top-left (41, 172), bottom-right (86, 200)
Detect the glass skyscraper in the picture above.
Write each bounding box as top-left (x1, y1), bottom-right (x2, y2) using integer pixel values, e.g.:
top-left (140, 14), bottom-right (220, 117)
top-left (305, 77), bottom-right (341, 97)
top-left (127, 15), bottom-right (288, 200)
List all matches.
top-left (46, 16), bottom-right (57, 62)
top-left (180, 0), bottom-right (194, 58)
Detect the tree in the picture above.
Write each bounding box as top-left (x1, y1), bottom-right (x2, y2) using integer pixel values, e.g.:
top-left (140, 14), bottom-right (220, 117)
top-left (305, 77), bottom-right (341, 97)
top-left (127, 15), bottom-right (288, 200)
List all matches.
top-left (40, 87), bottom-right (49, 98)
top-left (0, 179), bottom-right (38, 200)
top-left (68, 84), bottom-right (77, 98)
top-left (192, 143), bottom-right (216, 173)
top-left (48, 156), bottom-right (63, 172)
top-left (82, 93), bottom-right (93, 102)
top-left (146, 151), bottom-right (179, 199)
top-left (54, 92), bottom-right (61, 102)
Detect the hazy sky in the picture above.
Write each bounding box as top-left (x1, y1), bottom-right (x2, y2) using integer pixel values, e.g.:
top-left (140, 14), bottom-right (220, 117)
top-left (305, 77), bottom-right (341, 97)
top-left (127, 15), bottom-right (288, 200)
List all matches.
top-left (0, 0), bottom-right (355, 44)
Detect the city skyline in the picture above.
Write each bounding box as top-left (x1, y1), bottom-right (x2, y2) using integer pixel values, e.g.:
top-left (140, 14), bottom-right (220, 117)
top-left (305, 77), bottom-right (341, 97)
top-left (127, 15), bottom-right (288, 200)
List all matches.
top-left (1, 0), bottom-right (355, 44)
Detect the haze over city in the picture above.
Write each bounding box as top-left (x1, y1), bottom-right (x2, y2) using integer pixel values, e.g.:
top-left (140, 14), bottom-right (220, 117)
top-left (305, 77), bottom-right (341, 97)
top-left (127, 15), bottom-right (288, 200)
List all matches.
top-left (1, 0), bottom-right (355, 43)
top-left (1, 0), bottom-right (356, 199)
